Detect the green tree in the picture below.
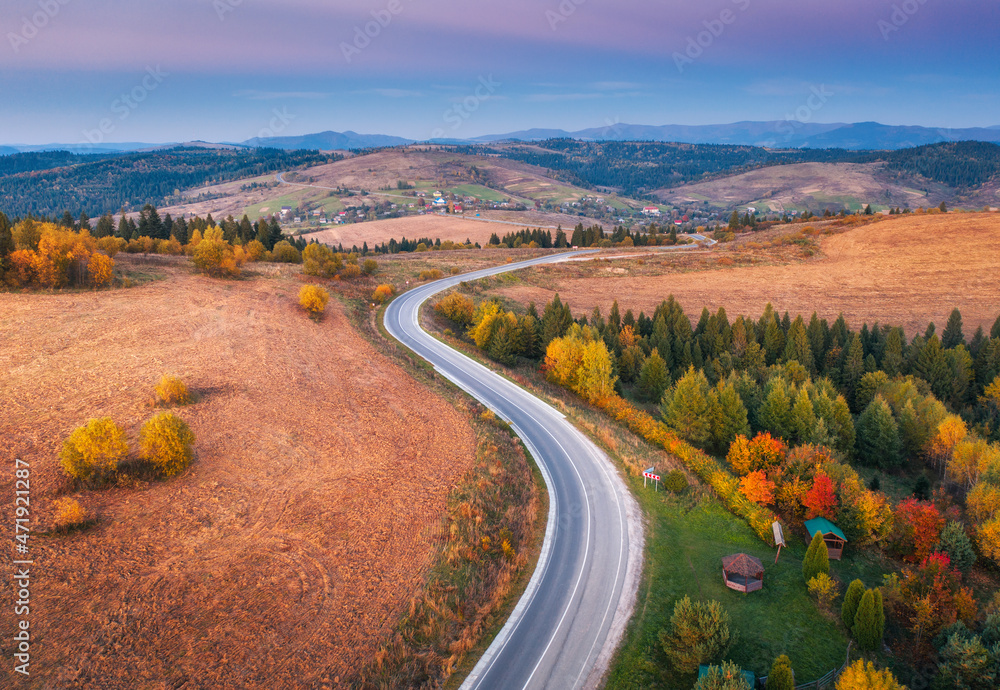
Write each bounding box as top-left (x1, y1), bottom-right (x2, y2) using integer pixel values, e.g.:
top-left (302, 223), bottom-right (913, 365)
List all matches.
top-left (791, 386), bottom-right (818, 444)
top-left (637, 350), bottom-right (670, 403)
top-left (936, 521), bottom-right (976, 574)
top-left (94, 212), bottom-right (114, 238)
top-left (843, 334), bottom-right (866, 409)
top-left (855, 371), bottom-right (890, 413)
top-left (803, 531), bottom-right (830, 582)
top-left (783, 316), bottom-right (814, 373)
top-left (662, 367), bottom-right (712, 447)
top-left (728, 209), bottom-right (741, 230)
top-left (856, 396), bottom-right (902, 468)
top-left (942, 308), bottom-right (965, 349)
top-left (765, 655), bottom-right (794, 690)
top-left (852, 588), bottom-right (884, 652)
top-left (541, 293), bottom-right (573, 347)
top-left (0, 211), bottom-right (13, 277)
top-left (934, 633), bottom-right (997, 690)
top-left (759, 378), bottom-right (793, 441)
top-left (659, 596), bottom-right (732, 673)
top-left (709, 381), bottom-right (750, 453)
top-left (842, 579), bottom-right (866, 629)
top-left (694, 661), bottom-right (752, 690)
top-left (914, 335), bottom-right (952, 402)
top-left (882, 327), bottom-right (905, 377)
top-left (763, 318), bottom-right (786, 365)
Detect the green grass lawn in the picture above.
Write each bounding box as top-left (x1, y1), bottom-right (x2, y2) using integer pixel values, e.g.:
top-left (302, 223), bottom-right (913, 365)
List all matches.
top-left (450, 183), bottom-right (510, 203)
top-left (606, 485), bottom-right (852, 689)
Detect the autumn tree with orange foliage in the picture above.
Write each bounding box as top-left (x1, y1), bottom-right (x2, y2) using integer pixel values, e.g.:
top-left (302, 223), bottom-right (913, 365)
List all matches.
top-left (727, 432), bottom-right (787, 475)
top-left (889, 498), bottom-right (945, 562)
top-left (3, 223), bottom-right (115, 289)
top-left (739, 470), bottom-right (775, 505)
top-left (803, 470), bottom-right (838, 519)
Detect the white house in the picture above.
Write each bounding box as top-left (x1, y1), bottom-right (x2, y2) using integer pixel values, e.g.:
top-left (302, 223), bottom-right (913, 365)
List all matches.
top-left (643, 206), bottom-right (661, 216)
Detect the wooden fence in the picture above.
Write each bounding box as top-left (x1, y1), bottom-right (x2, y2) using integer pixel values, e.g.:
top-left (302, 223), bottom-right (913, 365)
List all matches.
top-left (757, 642), bottom-right (853, 689)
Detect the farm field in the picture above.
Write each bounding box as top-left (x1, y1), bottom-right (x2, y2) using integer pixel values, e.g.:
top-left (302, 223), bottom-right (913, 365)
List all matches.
top-left (491, 212), bottom-right (1000, 336)
top-left (0, 263), bottom-right (477, 687)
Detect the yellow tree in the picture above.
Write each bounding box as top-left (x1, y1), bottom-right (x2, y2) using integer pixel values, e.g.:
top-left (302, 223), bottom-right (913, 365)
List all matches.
top-left (574, 339), bottom-right (617, 403)
top-left (60, 418), bottom-right (129, 481)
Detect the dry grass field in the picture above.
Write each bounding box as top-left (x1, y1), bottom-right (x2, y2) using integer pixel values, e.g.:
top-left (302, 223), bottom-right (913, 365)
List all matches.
top-left (0, 264), bottom-right (476, 687)
top-left (492, 213), bottom-right (1000, 336)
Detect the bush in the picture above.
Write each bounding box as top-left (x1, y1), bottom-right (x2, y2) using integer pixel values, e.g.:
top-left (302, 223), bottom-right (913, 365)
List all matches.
top-left (659, 596), bottom-right (731, 673)
top-left (664, 469), bottom-right (688, 493)
top-left (694, 661), bottom-right (751, 690)
top-left (372, 283), bottom-right (395, 304)
top-left (836, 660), bottom-right (903, 690)
top-left (245, 239), bottom-right (266, 262)
top-left (807, 573), bottom-right (839, 611)
top-left (299, 284), bottom-right (329, 318)
top-left (803, 531), bottom-right (830, 582)
top-left (139, 412), bottom-right (195, 477)
top-left (419, 268), bottom-right (444, 281)
top-left (155, 374), bottom-right (193, 406)
top-left (302, 243), bottom-right (341, 276)
top-left (51, 497), bottom-right (90, 532)
top-left (60, 417), bottom-right (129, 481)
top-left (434, 292), bottom-right (475, 327)
top-left (271, 240), bottom-right (301, 263)
top-left (362, 258), bottom-right (378, 275)
top-left (765, 655), bottom-right (794, 690)
top-left (340, 263), bottom-right (361, 279)
top-left (192, 238), bottom-right (242, 278)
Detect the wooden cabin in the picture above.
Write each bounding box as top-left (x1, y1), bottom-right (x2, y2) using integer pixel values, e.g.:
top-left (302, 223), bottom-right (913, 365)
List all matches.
top-left (804, 517), bottom-right (848, 560)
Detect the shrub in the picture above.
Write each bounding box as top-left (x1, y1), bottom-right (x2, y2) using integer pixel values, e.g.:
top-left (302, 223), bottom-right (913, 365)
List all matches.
top-left (340, 263), bottom-right (362, 279)
top-left (139, 412), bottom-right (195, 477)
top-left (51, 497), bottom-right (90, 532)
top-left (362, 258), bottom-right (378, 275)
top-left (693, 661), bottom-right (751, 690)
top-left (372, 283), bottom-right (395, 304)
top-left (60, 417), bottom-right (129, 481)
top-left (271, 240), bottom-right (302, 263)
top-left (419, 268), bottom-right (444, 281)
top-left (434, 292), bottom-right (476, 327)
top-left (302, 243), bottom-right (341, 276)
top-left (807, 573), bottom-right (840, 612)
top-left (765, 655), bottom-right (794, 690)
top-left (192, 238), bottom-right (242, 278)
top-left (836, 660), bottom-right (903, 690)
top-left (96, 235), bottom-right (126, 257)
top-left (803, 531), bottom-right (830, 582)
top-left (154, 375), bottom-right (192, 406)
top-left (659, 596), bottom-right (731, 673)
top-left (664, 469), bottom-right (688, 493)
top-left (245, 239), bottom-right (266, 262)
top-left (936, 521), bottom-right (976, 574)
top-left (299, 284), bottom-right (330, 318)
top-left (842, 579), bottom-right (866, 628)
top-left (88, 252), bottom-right (115, 288)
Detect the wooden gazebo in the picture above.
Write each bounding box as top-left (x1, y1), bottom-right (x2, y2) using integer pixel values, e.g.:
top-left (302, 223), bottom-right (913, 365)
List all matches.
top-left (804, 517), bottom-right (848, 560)
top-left (722, 553), bottom-right (764, 593)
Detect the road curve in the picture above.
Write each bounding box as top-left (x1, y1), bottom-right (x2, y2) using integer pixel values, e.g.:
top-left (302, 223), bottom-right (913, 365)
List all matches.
top-left (383, 252), bottom-right (643, 690)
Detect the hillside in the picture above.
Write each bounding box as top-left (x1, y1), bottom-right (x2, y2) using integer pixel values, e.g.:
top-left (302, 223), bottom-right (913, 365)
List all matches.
top-left (0, 264), bottom-right (477, 686)
top-left (491, 212), bottom-right (1000, 337)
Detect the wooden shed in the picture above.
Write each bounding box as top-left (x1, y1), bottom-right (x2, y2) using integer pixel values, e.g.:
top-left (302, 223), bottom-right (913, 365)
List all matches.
top-left (804, 517), bottom-right (848, 560)
top-left (721, 553), bottom-right (764, 593)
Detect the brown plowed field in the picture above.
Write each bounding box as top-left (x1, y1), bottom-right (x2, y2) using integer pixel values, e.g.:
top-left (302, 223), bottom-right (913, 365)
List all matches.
top-left (493, 213), bottom-right (1000, 336)
top-left (0, 265), bottom-right (475, 687)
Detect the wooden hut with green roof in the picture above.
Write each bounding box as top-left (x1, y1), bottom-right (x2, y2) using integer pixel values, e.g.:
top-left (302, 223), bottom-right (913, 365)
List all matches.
top-left (804, 517), bottom-right (847, 560)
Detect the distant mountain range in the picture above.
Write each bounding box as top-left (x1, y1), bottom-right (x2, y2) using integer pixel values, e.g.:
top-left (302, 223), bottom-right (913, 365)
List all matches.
top-left (4, 121), bottom-right (1000, 155)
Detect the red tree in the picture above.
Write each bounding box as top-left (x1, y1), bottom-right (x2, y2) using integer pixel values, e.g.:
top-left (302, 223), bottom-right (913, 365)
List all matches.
top-left (802, 470), bottom-right (838, 519)
top-left (740, 470), bottom-right (776, 505)
top-left (893, 499), bottom-right (945, 563)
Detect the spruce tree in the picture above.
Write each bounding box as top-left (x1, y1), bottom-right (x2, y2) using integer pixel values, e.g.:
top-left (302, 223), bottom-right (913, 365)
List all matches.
top-left (842, 334), bottom-right (866, 410)
top-left (662, 366), bottom-right (712, 447)
top-left (759, 378), bottom-right (793, 441)
top-left (842, 579), bottom-right (866, 629)
top-left (803, 531), bottom-right (830, 582)
top-left (709, 381), bottom-right (750, 453)
top-left (882, 327), bottom-right (905, 377)
top-left (936, 521), bottom-right (976, 573)
top-left (783, 317), bottom-right (814, 372)
top-left (942, 308), bottom-right (965, 349)
top-left (791, 386), bottom-right (818, 444)
top-left (638, 350), bottom-right (670, 403)
top-left (856, 396), bottom-right (902, 468)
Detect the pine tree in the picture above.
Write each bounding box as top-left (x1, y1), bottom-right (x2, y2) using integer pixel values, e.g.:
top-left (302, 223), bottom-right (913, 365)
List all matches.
top-left (936, 521), bottom-right (976, 573)
top-left (842, 579), bottom-right (865, 629)
top-left (638, 350), bottom-right (670, 403)
top-left (728, 210), bottom-right (740, 230)
top-left (852, 588), bottom-right (883, 651)
top-left (914, 335), bottom-right (951, 402)
top-left (783, 317), bottom-right (814, 372)
top-left (942, 308), bottom-right (965, 349)
top-left (0, 211), bottom-right (14, 262)
top-left (791, 387), bottom-right (818, 444)
top-left (94, 212), bottom-right (114, 238)
top-left (856, 396), bottom-right (902, 468)
top-left (763, 318), bottom-right (786, 365)
top-left (78, 211), bottom-right (91, 233)
top-left (842, 334), bottom-right (866, 410)
top-left (765, 655), bottom-right (794, 690)
top-left (663, 367), bottom-right (712, 447)
top-left (709, 381), bottom-right (750, 453)
top-left (759, 378), bottom-right (793, 441)
top-left (803, 531), bottom-right (830, 582)
top-left (541, 294), bottom-right (573, 347)
top-left (882, 327), bottom-right (905, 377)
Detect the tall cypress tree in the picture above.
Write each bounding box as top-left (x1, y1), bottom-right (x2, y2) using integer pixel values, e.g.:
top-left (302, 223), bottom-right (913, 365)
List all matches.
top-left (852, 589), bottom-right (884, 651)
top-left (842, 579), bottom-right (866, 629)
top-left (803, 531), bottom-right (830, 582)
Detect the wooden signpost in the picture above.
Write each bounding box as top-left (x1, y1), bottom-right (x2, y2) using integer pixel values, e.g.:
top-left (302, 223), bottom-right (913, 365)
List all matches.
top-left (773, 521), bottom-right (786, 563)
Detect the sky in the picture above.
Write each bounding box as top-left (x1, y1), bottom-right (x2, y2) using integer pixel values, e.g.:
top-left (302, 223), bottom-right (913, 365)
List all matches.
top-left (2, 0), bottom-right (999, 145)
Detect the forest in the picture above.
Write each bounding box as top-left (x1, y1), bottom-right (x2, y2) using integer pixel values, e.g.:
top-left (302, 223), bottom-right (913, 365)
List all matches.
top-left (0, 147), bottom-right (337, 218)
top-left (434, 285), bottom-right (1000, 686)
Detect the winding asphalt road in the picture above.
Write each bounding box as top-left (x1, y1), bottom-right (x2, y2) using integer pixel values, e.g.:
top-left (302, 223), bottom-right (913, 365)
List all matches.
top-left (383, 252), bottom-right (643, 690)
